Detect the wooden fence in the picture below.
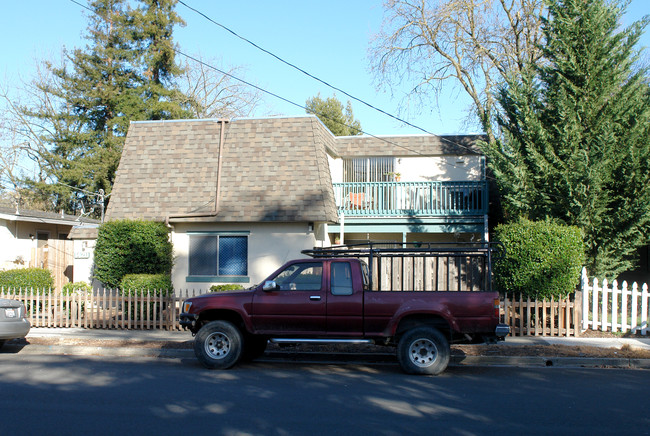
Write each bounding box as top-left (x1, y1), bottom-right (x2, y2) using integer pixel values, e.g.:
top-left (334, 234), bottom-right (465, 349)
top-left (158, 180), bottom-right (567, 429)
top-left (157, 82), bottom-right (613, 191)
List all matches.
top-left (14, 280), bottom-right (649, 338)
top-left (581, 268), bottom-right (649, 335)
top-left (501, 292), bottom-right (581, 337)
top-left (0, 288), bottom-right (205, 330)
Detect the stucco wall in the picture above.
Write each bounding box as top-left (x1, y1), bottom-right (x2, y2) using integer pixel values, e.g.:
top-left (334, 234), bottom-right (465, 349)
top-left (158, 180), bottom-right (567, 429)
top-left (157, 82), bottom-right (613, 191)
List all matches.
top-left (72, 239), bottom-right (96, 285)
top-left (170, 221), bottom-right (325, 294)
top-left (328, 155), bottom-right (484, 182)
top-left (0, 218), bottom-right (71, 270)
top-left (396, 156), bottom-right (483, 182)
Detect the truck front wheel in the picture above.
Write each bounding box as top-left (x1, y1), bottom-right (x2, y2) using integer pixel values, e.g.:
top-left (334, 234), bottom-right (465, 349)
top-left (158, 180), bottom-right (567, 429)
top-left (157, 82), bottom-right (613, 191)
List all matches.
top-left (397, 327), bottom-right (450, 375)
top-left (194, 320), bottom-right (243, 369)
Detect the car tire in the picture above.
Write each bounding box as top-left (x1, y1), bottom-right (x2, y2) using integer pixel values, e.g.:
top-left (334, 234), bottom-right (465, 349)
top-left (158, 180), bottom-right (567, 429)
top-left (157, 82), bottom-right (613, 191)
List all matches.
top-left (194, 320), bottom-right (243, 370)
top-left (397, 326), bottom-right (450, 375)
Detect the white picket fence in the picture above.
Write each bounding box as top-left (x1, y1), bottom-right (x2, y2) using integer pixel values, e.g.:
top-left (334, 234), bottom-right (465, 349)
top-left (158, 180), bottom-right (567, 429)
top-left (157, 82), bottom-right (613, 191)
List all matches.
top-left (581, 268), bottom-right (649, 335)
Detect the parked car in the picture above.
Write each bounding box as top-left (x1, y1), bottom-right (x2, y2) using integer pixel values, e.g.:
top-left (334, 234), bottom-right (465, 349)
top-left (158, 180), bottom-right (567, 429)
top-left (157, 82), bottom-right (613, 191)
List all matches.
top-left (0, 299), bottom-right (31, 349)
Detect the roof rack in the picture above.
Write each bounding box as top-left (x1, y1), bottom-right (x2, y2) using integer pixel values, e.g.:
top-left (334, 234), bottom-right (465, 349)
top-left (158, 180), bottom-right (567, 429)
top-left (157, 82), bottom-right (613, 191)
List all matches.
top-left (302, 242), bottom-right (503, 292)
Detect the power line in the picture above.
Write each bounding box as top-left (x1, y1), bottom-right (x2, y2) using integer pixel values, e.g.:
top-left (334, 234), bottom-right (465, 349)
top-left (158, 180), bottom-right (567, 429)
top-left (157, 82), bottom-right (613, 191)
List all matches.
top-left (65, 0), bottom-right (489, 177)
top-left (176, 0), bottom-right (482, 153)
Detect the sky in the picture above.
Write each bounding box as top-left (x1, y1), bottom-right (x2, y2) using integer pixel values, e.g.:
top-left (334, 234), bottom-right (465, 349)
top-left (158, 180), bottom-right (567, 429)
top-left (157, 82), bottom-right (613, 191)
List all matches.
top-left (1, 0), bottom-right (649, 138)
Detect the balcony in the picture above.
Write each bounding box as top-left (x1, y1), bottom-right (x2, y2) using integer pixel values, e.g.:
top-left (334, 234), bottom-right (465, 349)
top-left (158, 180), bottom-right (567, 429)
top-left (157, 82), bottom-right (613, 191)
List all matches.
top-left (333, 181), bottom-right (487, 217)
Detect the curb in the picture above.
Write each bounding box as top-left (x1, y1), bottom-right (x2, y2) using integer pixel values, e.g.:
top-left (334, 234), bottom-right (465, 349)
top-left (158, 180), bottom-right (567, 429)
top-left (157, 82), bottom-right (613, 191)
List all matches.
top-left (4, 343), bottom-right (650, 369)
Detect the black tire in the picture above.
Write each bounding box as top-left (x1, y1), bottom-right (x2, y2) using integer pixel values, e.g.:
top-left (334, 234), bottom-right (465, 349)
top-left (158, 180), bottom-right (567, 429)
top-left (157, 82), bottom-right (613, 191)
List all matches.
top-left (241, 336), bottom-right (268, 362)
top-left (397, 327), bottom-right (450, 375)
top-left (194, 320), bottom-right (243, 369)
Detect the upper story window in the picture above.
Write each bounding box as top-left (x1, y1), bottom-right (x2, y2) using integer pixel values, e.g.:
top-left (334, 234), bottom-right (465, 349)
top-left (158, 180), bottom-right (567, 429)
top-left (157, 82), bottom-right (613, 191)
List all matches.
top-left (343, 158), bottom-right (395, 182)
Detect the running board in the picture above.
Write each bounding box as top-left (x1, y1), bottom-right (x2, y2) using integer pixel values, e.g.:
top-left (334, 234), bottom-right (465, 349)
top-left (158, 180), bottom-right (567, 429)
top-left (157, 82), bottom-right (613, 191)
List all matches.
top-left (270, 338), bottom-right (374, 345)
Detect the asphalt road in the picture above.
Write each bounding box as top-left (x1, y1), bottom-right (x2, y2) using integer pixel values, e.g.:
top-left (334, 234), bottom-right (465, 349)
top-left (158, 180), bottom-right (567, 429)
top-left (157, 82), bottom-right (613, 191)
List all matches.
top-left (1, 354), bottom-right (648, 436)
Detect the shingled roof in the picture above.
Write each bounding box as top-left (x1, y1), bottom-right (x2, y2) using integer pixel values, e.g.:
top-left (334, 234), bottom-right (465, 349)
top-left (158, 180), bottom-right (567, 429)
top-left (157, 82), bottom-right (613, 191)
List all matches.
top-left (334, 134), bottom-right (485, 157)
top-left (106, 116), bottom-right (339, 223)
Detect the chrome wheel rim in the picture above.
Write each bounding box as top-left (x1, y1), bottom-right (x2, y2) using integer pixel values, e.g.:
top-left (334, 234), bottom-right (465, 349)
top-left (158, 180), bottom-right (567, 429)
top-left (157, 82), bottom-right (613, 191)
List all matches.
top-left (408, 338), bottom-right (438, 367)
top-left (205, 331), bottom-right (231, 360)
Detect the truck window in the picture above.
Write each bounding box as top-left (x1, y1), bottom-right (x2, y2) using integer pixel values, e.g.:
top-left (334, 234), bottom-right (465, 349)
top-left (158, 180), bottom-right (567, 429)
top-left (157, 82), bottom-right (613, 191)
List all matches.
top-left (331, 262), bottom-right (353, 296)
top-left (360, 261), bottom-right (370, 291)
top-left (273, 262), bottom-right (323, 291)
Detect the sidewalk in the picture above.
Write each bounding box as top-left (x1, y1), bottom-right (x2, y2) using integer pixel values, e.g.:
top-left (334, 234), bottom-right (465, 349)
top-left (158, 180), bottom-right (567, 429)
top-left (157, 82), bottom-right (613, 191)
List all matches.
top-left (4, 328), bottom-right (650, 369)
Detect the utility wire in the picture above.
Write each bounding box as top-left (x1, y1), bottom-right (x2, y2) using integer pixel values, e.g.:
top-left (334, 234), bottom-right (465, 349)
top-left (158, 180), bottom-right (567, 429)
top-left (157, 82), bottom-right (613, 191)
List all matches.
top-left (66, 0), bottom-right (489, 177)
top-left (178, 1), bottom-right (409, 123)
top-left (177, 0), bottom-right (481, 152)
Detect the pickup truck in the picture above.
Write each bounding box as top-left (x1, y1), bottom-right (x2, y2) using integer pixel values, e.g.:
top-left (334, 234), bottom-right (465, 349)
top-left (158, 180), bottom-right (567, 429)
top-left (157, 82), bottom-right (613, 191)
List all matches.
top-left (180, 243), bottom-right (509, 375)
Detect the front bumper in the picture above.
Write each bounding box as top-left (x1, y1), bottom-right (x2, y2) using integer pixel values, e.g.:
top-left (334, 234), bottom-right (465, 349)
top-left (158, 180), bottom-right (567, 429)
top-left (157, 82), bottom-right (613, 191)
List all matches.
top-left (179, 313), bottom-right (198, 330)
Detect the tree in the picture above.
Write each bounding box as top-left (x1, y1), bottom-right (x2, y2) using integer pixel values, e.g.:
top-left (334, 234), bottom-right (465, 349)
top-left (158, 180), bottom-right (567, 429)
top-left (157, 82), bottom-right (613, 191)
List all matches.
top-left (487, 0), bottom-right (650, 278)
top-left (1, 0), bottom-right (192, 216)
top-left (178, 55), bottom-right (264, 119)
top-left (305, 94), bottom-right (362, 136)
top-left (370, 0), bottom-right (545, 143)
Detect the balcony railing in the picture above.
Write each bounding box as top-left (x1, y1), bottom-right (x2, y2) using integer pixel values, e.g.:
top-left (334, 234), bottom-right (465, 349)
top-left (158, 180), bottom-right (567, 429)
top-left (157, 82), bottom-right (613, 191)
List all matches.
top-left (333, 181), bottom-right (487, 217)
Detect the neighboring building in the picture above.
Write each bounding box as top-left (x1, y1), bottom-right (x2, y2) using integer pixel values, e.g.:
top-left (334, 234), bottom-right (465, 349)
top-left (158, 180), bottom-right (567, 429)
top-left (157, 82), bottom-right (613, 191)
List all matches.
top-left (0, 206), bottom-right (99, 290)
top-left (105, 116), bottom-right (488, 292)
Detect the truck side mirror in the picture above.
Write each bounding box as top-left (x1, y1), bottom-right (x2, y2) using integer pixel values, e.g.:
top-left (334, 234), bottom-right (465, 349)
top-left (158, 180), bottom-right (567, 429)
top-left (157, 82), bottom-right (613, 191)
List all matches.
top-left (263, 280), bottom-right (279, 292)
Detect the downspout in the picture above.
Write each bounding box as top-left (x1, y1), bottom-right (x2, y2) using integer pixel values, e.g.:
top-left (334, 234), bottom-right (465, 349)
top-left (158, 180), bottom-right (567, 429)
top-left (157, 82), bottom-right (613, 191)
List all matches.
top-left (165, 119), bottom-right (230, 229)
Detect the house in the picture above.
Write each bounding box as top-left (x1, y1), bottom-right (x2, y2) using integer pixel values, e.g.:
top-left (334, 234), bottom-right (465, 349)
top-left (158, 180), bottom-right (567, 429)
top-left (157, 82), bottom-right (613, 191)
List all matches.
top-left (105, 116), bottom-right (488, 292)
top-left (0, 206), bottom-right (99, 290)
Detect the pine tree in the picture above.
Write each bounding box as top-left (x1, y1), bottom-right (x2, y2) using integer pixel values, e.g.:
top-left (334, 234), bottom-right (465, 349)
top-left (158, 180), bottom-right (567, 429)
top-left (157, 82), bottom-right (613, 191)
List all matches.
top-left (305, 94), bottom-right (362, 136)
top-left (487, 0), bottom-right (650, 277)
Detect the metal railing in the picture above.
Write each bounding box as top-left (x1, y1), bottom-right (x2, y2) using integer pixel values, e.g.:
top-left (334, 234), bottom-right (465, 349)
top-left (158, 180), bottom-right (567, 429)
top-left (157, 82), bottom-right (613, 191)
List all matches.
top-left (333, 181), bottom-right (487, 216)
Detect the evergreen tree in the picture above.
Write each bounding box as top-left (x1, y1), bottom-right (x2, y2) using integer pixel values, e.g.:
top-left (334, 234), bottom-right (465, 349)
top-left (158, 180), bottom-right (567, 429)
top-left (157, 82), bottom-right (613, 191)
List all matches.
top-left (487, 0), bottom-right (650, 278)
top-left (20, 0), bottom-right (190, 215)
top-left (305, 94), bottom-right (362, 136)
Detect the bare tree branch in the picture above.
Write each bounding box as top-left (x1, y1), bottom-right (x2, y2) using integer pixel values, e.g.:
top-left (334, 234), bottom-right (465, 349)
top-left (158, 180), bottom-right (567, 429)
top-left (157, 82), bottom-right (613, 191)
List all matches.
top-left (370, 0), bottom-right (545, 143)
top-left (177, 55), bottom-right (264, 119)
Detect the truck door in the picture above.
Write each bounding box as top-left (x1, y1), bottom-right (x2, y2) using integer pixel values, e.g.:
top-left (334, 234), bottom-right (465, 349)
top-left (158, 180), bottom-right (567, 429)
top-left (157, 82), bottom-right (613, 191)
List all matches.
top-left (251, 261), bottom-right (326, 334)
top-left (326, 261), bottom-right (364, 336)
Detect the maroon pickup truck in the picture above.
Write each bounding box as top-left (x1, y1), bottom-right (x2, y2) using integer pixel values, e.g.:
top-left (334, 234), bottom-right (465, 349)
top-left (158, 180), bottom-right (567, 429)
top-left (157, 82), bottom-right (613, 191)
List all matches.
top-left (180, 243), bottom-right (509, 375)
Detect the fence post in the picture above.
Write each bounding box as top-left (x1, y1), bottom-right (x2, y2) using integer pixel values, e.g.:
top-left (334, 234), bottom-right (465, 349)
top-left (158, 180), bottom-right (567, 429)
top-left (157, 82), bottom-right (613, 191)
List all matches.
top-left (642, 284), bottom-right (648, 336)
top-left (632, 282), bottom-right (638, 334)
top-left (581, 268), bottom-right (589, 332)
top-left (574, 290), bottom-right (582, 337)
top-left (621, 281), bottom-right (628, 333)
top-left (601, 279), bottom-right (608, 333)
top-left (612, 280), bottom-right (619, 333)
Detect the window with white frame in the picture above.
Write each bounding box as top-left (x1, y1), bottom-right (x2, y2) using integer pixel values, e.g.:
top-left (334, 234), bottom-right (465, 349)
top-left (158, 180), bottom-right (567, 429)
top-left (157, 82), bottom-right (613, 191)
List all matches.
top-left (188, 233), bottom-right (248, 281)
top-left (343, 157), bottom-right (395, 182)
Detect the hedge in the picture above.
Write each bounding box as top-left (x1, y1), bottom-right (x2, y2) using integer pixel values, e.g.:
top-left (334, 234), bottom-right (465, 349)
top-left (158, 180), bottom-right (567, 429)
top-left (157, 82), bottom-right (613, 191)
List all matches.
top-left (0, 268), bottom-right (54, 293)
top-left (120, 274), bottom-right (173, 297)
top-left (93, 220), bottom-right (173, 289)
top-left (210, 284), bottom-right (245, 292)
top-left (493, 219), bottom-right (585, 299)
top-left (61, 281), bottom-right (93, 296)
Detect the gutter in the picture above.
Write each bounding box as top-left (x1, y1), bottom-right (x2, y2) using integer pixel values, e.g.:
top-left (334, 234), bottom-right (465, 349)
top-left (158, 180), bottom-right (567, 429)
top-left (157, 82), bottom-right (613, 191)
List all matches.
top-left (165, 119), bottom-right (230, 229)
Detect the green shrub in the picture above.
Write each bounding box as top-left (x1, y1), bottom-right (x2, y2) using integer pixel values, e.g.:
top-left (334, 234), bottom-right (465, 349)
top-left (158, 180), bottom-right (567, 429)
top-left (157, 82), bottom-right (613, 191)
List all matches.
top-left (120, 274), bottom-right (173, 296)
top-left (0, 268), bottom-right (54, 294)
top-left (61, 281), bottom-right (93, 296)
top-left (493, 219), bottom-right (585, 299)
top-left (209, 284), bottom-right (245, 292)
top-left (93, 220), bottom-right (173, 289)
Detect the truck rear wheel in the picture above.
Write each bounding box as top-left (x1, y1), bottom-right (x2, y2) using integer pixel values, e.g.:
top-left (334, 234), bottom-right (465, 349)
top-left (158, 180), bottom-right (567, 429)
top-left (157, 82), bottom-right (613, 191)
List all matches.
top-left (397, 327), bottom-right (450, 375)
top-left (194, 320), bottom-right (243, 369)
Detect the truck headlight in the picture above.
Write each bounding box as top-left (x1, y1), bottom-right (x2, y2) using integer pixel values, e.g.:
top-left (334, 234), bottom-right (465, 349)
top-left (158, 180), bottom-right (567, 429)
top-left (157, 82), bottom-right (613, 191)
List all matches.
top-left (182, 301), bottom-right (192, 313)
